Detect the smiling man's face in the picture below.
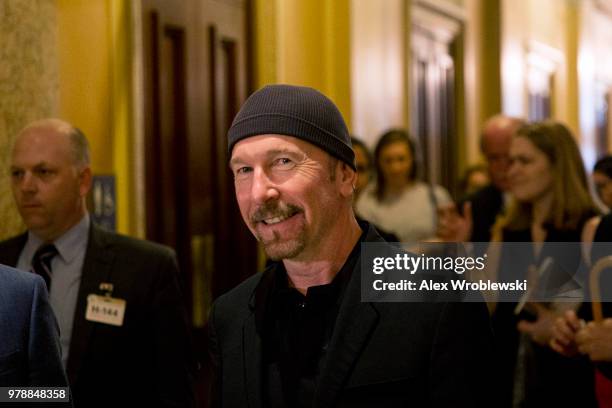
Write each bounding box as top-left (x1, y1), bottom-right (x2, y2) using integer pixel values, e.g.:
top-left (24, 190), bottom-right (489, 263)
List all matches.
top-left (230, 134), bottom-right (344, 261)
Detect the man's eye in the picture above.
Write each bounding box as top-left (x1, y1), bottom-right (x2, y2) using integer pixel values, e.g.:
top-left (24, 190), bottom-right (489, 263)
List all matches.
top-left (36, 168), bottom-right (52, 176)
top-left (10, 170), bottom-right (23, 178)
top-left (236, 166), bottom-right (252, 175)
top-left (274, 158), bottom-right (293, 167)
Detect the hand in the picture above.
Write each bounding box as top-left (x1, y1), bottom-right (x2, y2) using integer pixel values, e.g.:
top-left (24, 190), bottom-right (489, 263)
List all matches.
top-left (549, 310), bottom-right (583, 357)
top-left (437, 202), bottom-right (472, 242)
top-left (576, 318), bottom-right (612, 362)
top-left (517, 303), bottom-right (558, 346)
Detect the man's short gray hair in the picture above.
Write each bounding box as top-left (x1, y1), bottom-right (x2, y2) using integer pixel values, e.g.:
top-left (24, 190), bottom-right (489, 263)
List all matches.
top-left (69, 126), bottom-right (90, 167)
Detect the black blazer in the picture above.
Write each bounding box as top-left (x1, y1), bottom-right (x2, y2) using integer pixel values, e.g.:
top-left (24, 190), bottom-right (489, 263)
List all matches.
top-left (209, 223), bottom-right (494, 407)
top-left (460, 184), bottom-right (504, 242)
top-left (0, 223), bottom-right (194, 408)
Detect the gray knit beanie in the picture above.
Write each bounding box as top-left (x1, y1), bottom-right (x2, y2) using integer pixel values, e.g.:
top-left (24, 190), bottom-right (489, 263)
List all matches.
top-left (227, 84), bottom-right (355, 170)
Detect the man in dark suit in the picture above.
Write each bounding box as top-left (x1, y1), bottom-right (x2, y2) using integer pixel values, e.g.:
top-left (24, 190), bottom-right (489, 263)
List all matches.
top-left (0, 264), bottom-right (67, 387)
top-left (0, 119), bottom-right (194, 407)
top-left (209, 84), bottom-right (494, 407)
top-left (438, 114), bottom-right (525, 242)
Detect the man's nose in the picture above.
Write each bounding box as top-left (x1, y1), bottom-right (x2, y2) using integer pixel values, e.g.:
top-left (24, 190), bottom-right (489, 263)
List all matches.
top-left (251, 168), bottom-right (279, 203)
top-left (20, 172), bottom-right (37, 193)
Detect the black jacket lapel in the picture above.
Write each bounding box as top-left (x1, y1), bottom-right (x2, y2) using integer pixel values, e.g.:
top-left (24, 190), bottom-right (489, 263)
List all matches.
top-left (313, 279), bottom-right (379, 407)
top-left (241, 266), bottom-right (275, 408)
top-left (0, 233), bottom-right (27, 267)
top-left (242, 313), bottom-right (263, 408)
top-left (66, 224), bottom-right (115, 385)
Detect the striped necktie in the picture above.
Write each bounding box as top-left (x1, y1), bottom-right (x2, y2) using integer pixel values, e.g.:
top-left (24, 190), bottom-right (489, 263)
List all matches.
top-left (32, 244), bottom-right (58, 290)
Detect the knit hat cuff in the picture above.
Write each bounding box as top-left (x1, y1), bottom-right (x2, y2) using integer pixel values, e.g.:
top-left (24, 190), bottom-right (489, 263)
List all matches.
top-left (228, 113), bottom-right (356, 170)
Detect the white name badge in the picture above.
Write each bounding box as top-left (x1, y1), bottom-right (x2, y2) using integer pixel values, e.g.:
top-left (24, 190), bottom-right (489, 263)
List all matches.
top-left (85, 294), bottom-right (126, 326)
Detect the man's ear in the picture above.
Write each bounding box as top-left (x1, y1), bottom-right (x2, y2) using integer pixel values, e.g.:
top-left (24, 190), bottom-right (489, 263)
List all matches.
top-left (79, 166), bottom-right (93, 197)
top-left (337, 162), bottom-right (357, 198)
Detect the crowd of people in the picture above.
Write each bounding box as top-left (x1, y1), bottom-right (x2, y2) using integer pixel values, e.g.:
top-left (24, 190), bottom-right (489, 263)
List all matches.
top-left (353, 115), bottom-right (612, 407)
top-left (2, 84), bottom-right (612, 407)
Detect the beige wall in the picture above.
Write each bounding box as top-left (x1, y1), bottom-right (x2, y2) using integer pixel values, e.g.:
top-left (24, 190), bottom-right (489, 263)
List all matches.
top-left (577, 0), bottom-right (612, 168)
top-left (57, 0), bottom-right (140, 236)
top-left (254, 0), bottom-right (352, 127)
top-left (350, 0), bottom-right (407, 146)
top-left (0, 0), bottom-right (59, 239)
top-left (500, 0), bottom-right (579, 133)
top-left (253, 0), bottom-right (277, 88)
top-left (57, 0), bottom-right (113, 174)
top-left (463, 0), bottom-right (484, 164)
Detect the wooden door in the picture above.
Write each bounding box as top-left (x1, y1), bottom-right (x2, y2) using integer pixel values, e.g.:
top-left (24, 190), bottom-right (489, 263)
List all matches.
top-left (141, 0), bottom-right (256, 405)
top-left (410, 3), bottom-right (462, 197)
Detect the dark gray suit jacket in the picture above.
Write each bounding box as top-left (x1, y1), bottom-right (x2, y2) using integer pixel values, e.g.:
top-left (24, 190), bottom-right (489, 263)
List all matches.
top-left (209, 223), bottom-right (494, 407)
top-left (0, 223), bottom-right (194, 408)
top-left (461, 184), bottom-right (504, 242)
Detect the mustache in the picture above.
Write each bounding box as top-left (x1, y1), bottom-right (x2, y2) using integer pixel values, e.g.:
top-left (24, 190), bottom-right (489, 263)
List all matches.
top-left (251, 202), bottom-right (303, 223)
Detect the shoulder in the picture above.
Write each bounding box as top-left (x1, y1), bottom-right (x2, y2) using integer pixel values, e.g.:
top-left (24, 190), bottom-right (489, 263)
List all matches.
top-left (0, 267), bottom-right (49, 359)
top-left (355, 185), bottom-right (381, 218)
top-left (213, 272), bottom-right (263, 316)
top-left (582, 215), bottom-right (602, 243)
top-left (0, 265), bottom-right (45, 311)
top-left (356, 185), bottom-right (378, 205)
top-left (87, 226), bottom-right (183, 297)
top-left (407, 181), bottom-right (428, 193)
top-left (0, 233), bottom-right (28, 265)
top-left (91, 225), bottom-right (176, 260)
top-left (595, 213), bottom-right (612, 242)
top-left (405, 182), bottom-right (450, 205)
top-left (0, 233), bottom-right (27, 249)
top-left (432, 184), bottom-right (452, 203)
top-left (0, 264), bottom-right (39, 293)
top-left (210, 272), bottom-right (264, 338)
top-left (469, 184), bottom-right (501, 203)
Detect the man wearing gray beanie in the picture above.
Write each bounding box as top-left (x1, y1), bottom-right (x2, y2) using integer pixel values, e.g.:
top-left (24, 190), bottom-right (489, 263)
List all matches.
top-left (209, 84), bottom-right (494, 407)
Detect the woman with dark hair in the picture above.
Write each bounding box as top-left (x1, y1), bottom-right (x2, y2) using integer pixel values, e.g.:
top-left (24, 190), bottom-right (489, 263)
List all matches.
top-left (355, 129), bottom-right (451, 242)
top-left (490, 120), bottom-right (600, 407)
top-left (593, 155), bottom-right (612, 210)
top-left (351, 136), bottom-right (399, 242)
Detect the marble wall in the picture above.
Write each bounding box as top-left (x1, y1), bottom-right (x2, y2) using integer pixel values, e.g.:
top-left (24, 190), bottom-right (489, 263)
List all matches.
top-left (0, 0), bottom-right (58, 239)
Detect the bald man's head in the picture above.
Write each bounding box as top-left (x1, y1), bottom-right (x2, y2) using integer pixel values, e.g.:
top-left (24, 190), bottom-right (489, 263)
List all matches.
top-left (10, 118), bottom-right (92, 242)
top-left (17, 119), bottom-right (90, 168)
top-left (480, 115), bottom-right (525, 191)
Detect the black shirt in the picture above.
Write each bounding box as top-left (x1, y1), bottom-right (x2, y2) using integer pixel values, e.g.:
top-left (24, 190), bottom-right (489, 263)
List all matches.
top-left (255, 231), bottom-right (364, 408)
top-left (492, 217), bottom-right (598, 408)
